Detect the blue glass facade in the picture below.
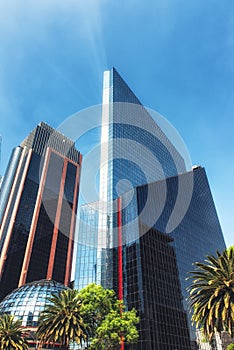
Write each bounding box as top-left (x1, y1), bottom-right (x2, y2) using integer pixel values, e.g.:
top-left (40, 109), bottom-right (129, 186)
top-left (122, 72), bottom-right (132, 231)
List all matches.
top-left (104, 68), bottom-right (187, 202)
top-left (75, 204), bottom-right (98, 290)
top-left (93, 67), bottom-right (188, 291)
top-left (122, 166), bottom-right (226, 343)
top-left (75, 68), bottom-right (226, 349)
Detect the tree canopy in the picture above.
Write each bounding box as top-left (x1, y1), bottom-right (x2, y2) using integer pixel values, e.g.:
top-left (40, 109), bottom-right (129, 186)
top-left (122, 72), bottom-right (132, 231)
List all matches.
top-left (187, 246), bottom-right (234, 339)
top-left (89, 301), bottom-right (139, 350)
top-left (79, 283), bottom-right (139, 349)
top-left (0, 314), bottom-right (28, 350)
top-left (78, 282), bottom-right (117, 336)
top-left (37, 288), bottom-right (87, 348)
top-left (36, 283), bottom-right (139, 349)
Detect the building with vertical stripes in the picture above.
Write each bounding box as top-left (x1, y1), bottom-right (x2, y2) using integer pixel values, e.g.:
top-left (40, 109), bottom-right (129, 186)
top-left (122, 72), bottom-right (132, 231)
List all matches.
top-left (75, 68), bottom-right (226, 349)
top-left (0, 122), bottom-right (82, 301)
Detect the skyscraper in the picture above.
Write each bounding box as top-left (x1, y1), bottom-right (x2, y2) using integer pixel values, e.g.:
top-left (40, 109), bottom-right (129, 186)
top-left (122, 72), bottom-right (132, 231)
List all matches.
top-left (76, 202), bottom-right (192, 349)
top-left (100, 68), bottom-right (186, 202)
top-left (97, 67), bottom-right (187, 289)
top-left (0, 122), bottom-right (82, 301)
top-left (75, 68), bottom-right (226, 349)
top-left (117, 166), bottom-right (226, 347)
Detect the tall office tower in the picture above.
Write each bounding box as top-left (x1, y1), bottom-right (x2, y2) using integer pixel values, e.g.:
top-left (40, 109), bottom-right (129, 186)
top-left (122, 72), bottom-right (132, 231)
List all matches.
top-left (75, 68), bottom-right (226, 348)
top-left (97, 67), bottom-right (187, 289)
top-left (0, 122), bottom-right (82, 301)
top-left (76, 167), bottom-right (226, 349)
top-left (100, 68), bottom-right (186, 202)
top-left (76, 67), bottom-right (187, 289)
top-left (122, 228), bottom-right (191, 349)
top-left (77, 200), bottom-right (191, 349)
top-left (117, 166), bottom-right (226, 348)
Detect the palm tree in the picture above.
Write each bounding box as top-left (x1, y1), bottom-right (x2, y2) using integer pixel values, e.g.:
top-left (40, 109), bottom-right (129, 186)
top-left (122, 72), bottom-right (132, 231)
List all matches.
top-left (37, 289), bottom-right (87, 349)
top-left (0, 313), bottom-right (28, 350)
top-left (187, 246), bottom-right (234, 340)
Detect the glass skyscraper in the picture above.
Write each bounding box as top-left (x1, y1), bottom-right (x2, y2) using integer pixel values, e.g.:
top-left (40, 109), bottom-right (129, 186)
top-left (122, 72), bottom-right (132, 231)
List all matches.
top-left (118, 166), bottom-right (226, 347)
top-left (75, 68), bottom-right (226, 349)
top-left (97, 68), bottom-right (188, 289)
top-left (0, 122), bottom-right (82, 301)
top-left (100, 68), bottom-right (187, 202)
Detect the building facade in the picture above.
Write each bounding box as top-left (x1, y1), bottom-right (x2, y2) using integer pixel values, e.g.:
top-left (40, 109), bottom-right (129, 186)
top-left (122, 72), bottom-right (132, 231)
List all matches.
top-left (75, 68), bottom-right (226, 349)
top-left (97, 67), bottom-right (188, 289)
top-left (122, 228), bottom-right (191, 350)
top-left (0, 122), bottom-right (82, 300)
top-left (118, 166), bottom-right (226, 345)
top-left (76, 166), bottom-right (226, 348)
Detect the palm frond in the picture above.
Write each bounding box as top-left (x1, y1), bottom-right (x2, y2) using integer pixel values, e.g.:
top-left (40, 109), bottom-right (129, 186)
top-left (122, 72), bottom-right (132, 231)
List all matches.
top-left (187, 247), bottom-right (234, 339)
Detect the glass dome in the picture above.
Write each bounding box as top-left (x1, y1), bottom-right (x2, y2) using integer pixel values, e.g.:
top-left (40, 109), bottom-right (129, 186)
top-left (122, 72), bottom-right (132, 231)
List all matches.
top-left (0, 279), bottom-right (68, 327)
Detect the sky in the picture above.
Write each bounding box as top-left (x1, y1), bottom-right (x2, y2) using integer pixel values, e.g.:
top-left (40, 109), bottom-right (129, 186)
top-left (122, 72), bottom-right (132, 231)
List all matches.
top-left (0, 0), bottom-right (233, 247)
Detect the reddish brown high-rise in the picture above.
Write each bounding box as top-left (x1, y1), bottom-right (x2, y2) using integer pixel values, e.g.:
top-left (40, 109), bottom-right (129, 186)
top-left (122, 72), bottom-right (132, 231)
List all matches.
top-left (0, 122), bottom-right (82, 300)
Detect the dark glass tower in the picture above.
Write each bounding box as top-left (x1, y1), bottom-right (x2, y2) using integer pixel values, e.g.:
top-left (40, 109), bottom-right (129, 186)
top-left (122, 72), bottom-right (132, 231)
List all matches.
top-left (117, 166), bottom-right (226, 348)
top-left (100, 68), bottom-right (186, 203)
top-left (0, 122), bottom-right (82, 301)
top-left (75, 68), bottom-right (226, 349)
top-left (121, 227), bottom-right (191, 349)
top-left (97, 68), bottom-right (187, 289)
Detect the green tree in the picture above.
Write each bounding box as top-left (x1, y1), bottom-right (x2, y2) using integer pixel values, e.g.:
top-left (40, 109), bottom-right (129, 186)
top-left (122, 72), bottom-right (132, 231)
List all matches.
top-left (78, 283), bottom-right (117, 337)
top-left (0, 314), bottom-right (28, 350)
top-left (37, 289), bottom-right (87, 349)
top-left (89, 302), bottom-right (139, 350)
top-left (187, 246), bottom-right (234, 339)
top-left (78, 283), bottom-right (139, 349)
top-left (227, 343), bottom-right (234, 350)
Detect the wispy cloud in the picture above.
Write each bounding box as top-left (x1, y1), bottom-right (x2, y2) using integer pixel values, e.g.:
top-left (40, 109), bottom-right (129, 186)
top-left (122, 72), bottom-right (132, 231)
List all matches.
top-left (0, 0), bottom-right (107, 81)
top-left (0, 0), bottom-right (107, 172)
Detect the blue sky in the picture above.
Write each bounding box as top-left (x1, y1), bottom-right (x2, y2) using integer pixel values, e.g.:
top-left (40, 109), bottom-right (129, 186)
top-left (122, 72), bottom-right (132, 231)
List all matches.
top-left (0, 0), bottom-right (233, 247)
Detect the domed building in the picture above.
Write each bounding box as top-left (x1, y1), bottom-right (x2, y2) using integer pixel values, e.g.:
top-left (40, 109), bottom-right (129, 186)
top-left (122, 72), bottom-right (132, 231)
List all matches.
top-left (0, 279), bottom-right (68, 348)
